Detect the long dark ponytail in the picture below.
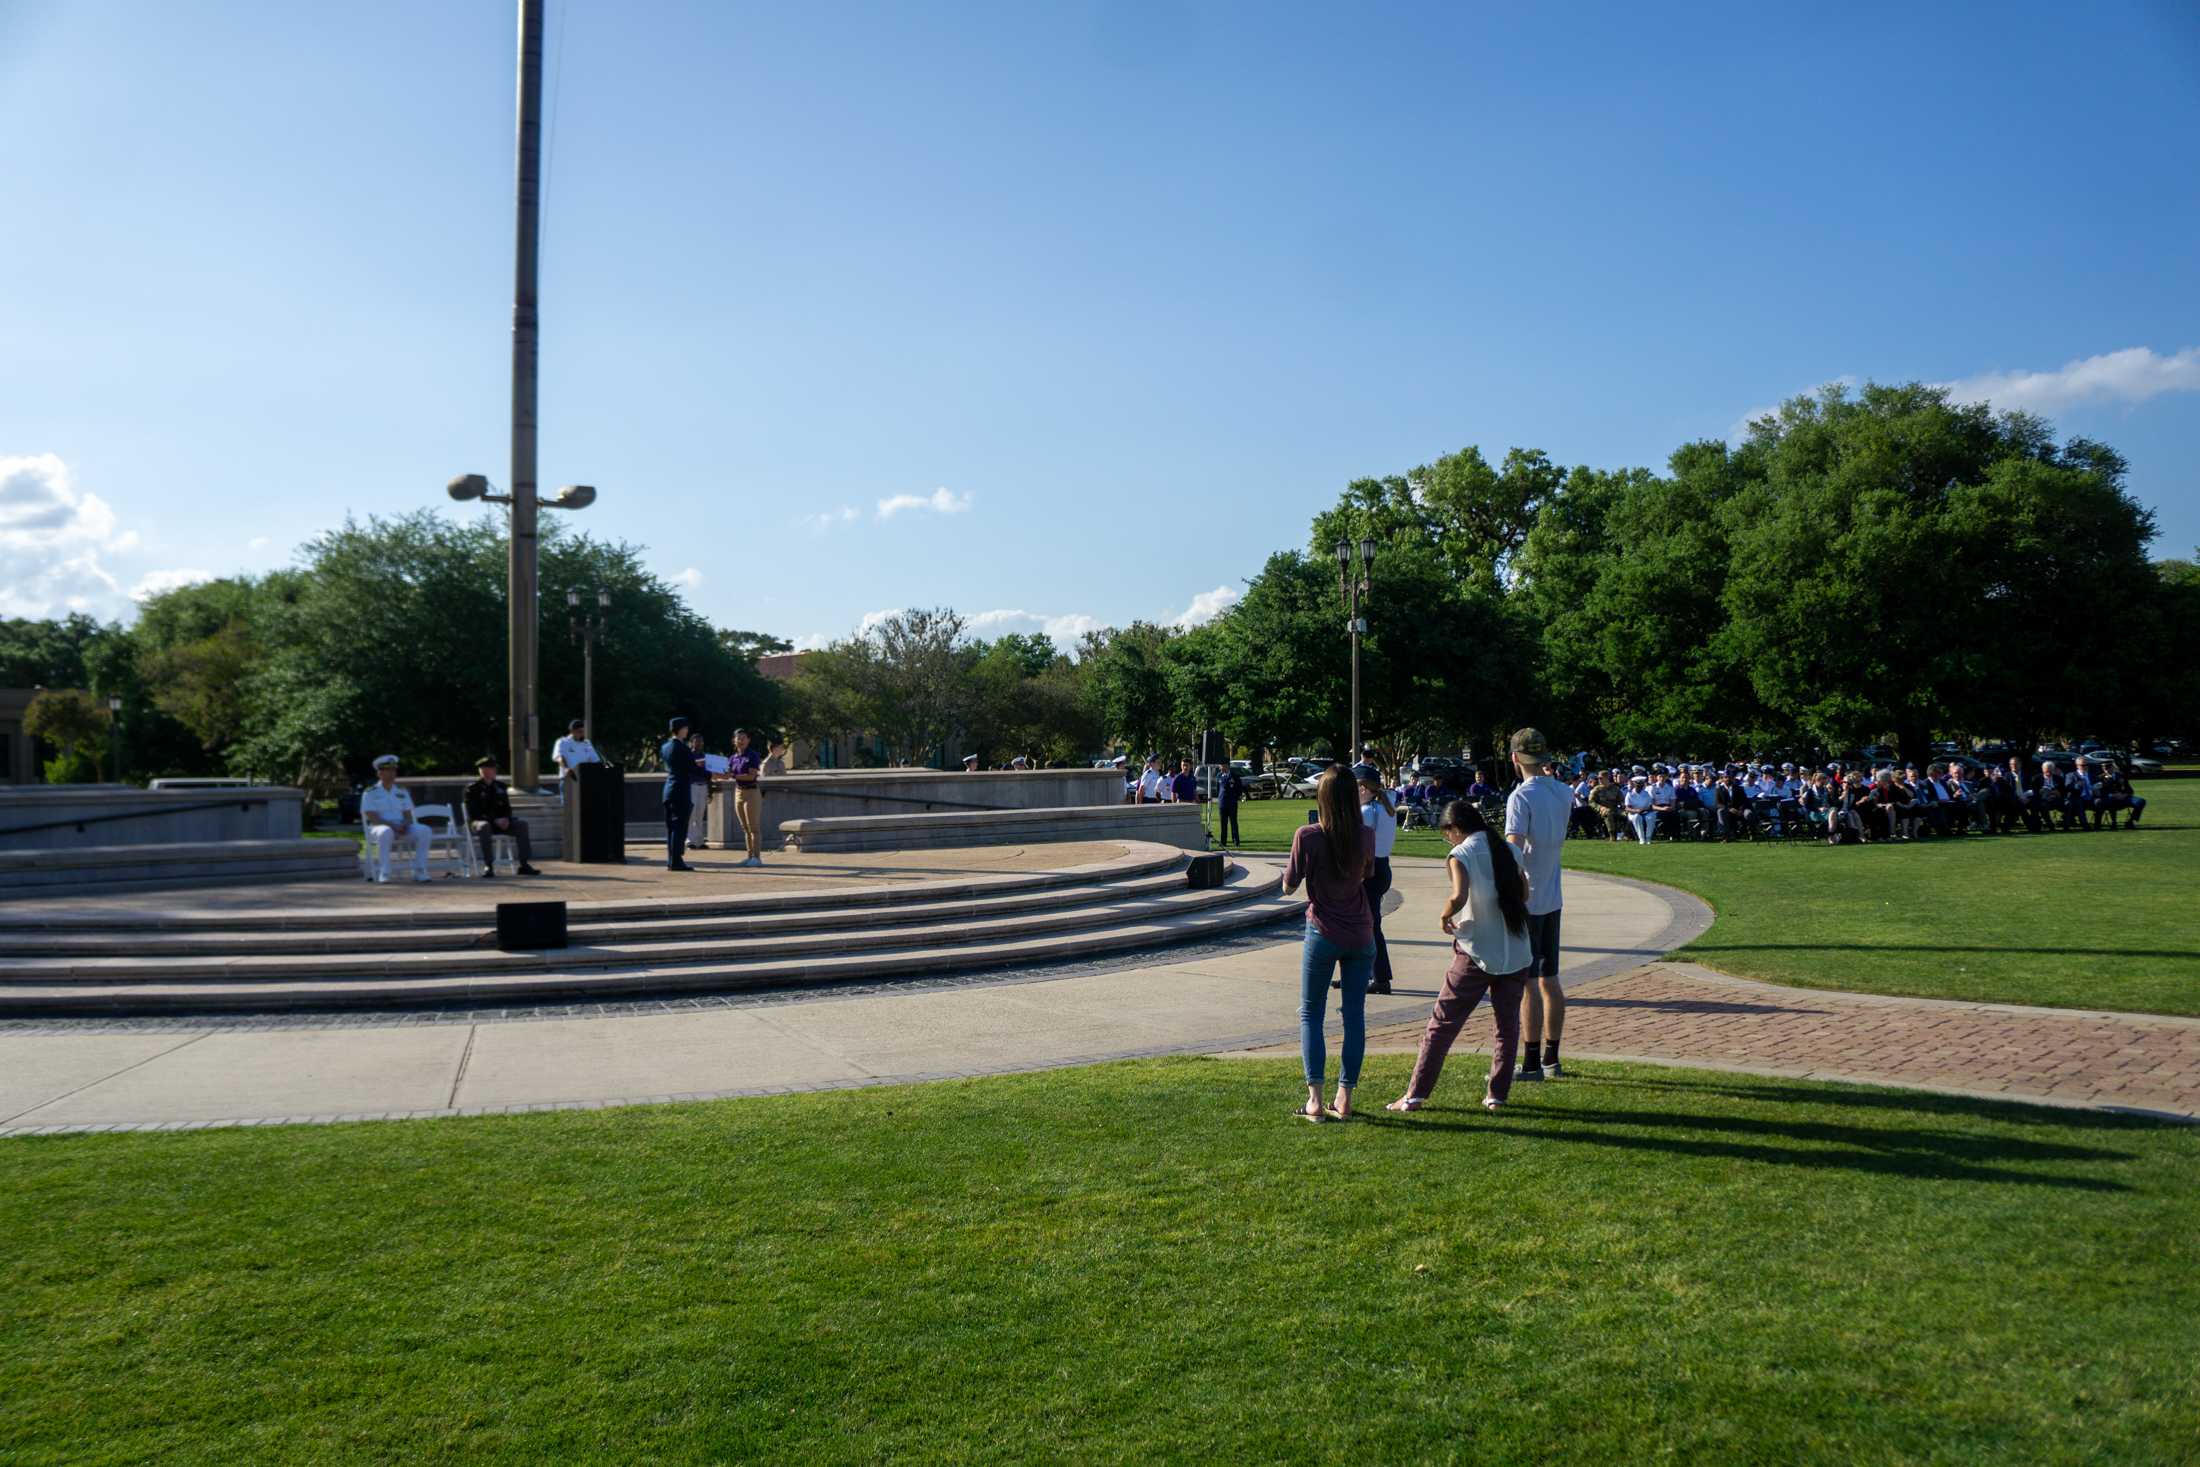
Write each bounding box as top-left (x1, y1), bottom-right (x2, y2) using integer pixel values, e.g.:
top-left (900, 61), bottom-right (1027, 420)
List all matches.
top-left (1441, 799), bottom-right (1529, 938)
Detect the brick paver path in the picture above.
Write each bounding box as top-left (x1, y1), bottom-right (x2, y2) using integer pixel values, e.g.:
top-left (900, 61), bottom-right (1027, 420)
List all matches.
top-left (1335, 961), bottom-right (2200, 1120)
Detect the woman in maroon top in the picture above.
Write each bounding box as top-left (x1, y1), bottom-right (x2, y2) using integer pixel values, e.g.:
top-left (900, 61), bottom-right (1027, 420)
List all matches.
top-left (1283, 767), bottom-right (1376, 1121)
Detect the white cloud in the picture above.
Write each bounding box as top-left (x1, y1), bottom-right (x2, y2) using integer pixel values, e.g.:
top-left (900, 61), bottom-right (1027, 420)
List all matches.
top-left (129, 568), bottom-right (215, 602)
top-left (246, 535), bottom-right (271, 551)
top-left (1730, 347), bottom-right (2200, 442)
top-left (788, 632), bottom-right (831, 652)
top-left (857, 607), bottom-right (904, 634)
top-left (1171, 585), bottom-right (1241, 628)
top-left (876, 486), bottom-right (974, 519)
top-left (674, 567), bottom-right (704, 589)
top-left (1941, 346), bottom-right (2200, 414)
top-left (0, 452), bottom-right (138, 618)
top-left (797, 505), bottom-right (860, 533)
top-left (966, 607), bottom-right (1102, 644)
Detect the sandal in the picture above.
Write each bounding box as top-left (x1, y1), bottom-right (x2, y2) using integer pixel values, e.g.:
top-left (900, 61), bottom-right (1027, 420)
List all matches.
top-left (1384, 1095), bottom-right (1425, 1113)
top-left (1298, 1097), bottom-right (1327, 1123)
top-left (1328, 1086), bottom-right (1354, 1121)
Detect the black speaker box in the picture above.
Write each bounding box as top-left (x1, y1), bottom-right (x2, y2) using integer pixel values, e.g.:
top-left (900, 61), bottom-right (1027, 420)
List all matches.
top-left (1186, 852), bottom-right (1227, 889)
top-left (496, 900), bottom-right (568, 951)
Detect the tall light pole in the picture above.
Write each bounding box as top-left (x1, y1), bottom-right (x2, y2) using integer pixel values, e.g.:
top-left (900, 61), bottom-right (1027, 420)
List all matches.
top-left (509, 0), bottom-right (546, 789)
top-left (568, 587), bottom-right (610, 746)
top-left (1336, 537), bottom-right (1374, 763)
top-left (444, 0), bottom-right (599, 789)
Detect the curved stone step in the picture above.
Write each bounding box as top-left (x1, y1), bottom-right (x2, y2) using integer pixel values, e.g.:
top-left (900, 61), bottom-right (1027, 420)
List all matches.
top-left (0, 883), bottom-right (1306, 1015)
top-left (0, 863), bottom-right (1281, 984)
top-left (0, 843), bottom-right (1188, 933)
top-left (0, 861), bottom-right (1203, 960)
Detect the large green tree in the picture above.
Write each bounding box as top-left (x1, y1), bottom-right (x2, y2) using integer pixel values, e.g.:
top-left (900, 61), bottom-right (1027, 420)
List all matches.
top-left (1717, 384), bottom-right (2156, 761)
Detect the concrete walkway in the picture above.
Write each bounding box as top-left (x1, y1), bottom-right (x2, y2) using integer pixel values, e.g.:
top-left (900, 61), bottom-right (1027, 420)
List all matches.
top-left (6, 861), bottom-right (2195, 1132)
top-left (0, 862), bottom-right (1686, 1133)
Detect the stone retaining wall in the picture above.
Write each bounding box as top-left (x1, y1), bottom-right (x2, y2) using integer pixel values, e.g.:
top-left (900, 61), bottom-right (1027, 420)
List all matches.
top-left (0, 785), bottom-right (305, 852)
top-left (779, 802), bottom-right (1208, 854)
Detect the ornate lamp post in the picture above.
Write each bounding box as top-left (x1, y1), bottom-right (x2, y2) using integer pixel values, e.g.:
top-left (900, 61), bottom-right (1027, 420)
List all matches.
top-left (1336, 538), bottom-right (1375, 764)
top-left (568, 587), bottom-right (610, 746)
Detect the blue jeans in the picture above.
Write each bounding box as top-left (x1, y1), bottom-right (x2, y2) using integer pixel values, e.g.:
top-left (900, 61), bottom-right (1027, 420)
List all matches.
top-left (1300, 925), bottom-right (1375, 1088)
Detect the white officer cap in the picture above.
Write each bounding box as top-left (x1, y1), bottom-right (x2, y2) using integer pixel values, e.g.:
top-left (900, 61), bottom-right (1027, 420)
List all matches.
top-left (372, 754), bottom-right (400, 769)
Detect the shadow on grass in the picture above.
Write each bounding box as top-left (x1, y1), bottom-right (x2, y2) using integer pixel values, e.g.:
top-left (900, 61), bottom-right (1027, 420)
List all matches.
top-left (1583, 1070), bottom-right (2185, 1130)
top-left (1686, 943), bottom-right (2200, 961)
top-left (1357, 1108), bottom-right (2133, 1189)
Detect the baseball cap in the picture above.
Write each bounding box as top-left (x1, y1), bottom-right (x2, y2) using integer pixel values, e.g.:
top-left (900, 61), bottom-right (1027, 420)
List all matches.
top-left (1509, 727), bottom-right (1550, 760)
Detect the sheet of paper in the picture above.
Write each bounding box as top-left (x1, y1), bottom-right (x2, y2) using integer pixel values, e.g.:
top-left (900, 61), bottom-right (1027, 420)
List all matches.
top-left (703, 754), bottom-right (731, 774)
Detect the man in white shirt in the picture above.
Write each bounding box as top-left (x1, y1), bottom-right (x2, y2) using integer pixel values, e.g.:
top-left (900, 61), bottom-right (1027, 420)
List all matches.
top-left (552, 719), bottom-right (601, 780)
top-left (1504, 727), bottom-right (1574, 1081)
top-left (359, 754), bottom-right (431, 884)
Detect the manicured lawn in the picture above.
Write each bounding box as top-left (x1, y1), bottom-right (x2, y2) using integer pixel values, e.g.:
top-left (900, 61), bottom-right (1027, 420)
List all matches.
top-left (4, 1057), bottom-right (2196, 1464)
top-left (1229, 784), bottom-right (2199, 1015)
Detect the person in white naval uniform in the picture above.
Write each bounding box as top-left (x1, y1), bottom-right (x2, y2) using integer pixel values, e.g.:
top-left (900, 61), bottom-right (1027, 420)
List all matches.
top-left (359, 754), bottom-right (432, 883)
top-left (552, 719), bottom-right (601, 781)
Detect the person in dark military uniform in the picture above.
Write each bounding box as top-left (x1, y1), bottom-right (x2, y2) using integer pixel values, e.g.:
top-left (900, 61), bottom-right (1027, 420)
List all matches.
top-left (661, 715), bottom-right (701, 871)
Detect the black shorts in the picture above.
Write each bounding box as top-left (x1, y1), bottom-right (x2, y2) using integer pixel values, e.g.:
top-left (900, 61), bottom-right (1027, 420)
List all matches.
top-left (1525, 909), bottom-right (1562, 980)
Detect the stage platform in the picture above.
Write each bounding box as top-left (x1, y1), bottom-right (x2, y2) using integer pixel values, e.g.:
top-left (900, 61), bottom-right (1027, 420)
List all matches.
top-left (0, 840), bottom-right (1299, 1016)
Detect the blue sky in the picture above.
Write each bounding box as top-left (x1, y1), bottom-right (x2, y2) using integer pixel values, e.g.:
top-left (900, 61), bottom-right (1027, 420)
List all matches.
top-left (4, 0), bottom-right (2197, 645)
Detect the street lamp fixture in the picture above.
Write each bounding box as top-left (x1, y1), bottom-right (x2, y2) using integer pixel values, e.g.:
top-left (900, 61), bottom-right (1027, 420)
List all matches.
top-left (447, 471), bottom-right (599, 786)
top-left (1338, 538), bottom-right (1375, 766)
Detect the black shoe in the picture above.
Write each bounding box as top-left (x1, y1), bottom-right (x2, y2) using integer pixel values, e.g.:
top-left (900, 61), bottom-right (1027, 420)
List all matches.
top-left (1371, 982), bottom-right (1392, 995)
top-left (668, 862), bottom-right (696, 872)
top-left (516, 865), bottom-right (541, 876)
top-left (479, 866), bottom-right (496, 878)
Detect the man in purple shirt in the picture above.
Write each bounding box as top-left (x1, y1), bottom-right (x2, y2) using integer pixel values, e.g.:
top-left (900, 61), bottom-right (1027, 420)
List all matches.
top-left (1170, 757), bottom-right (1199, 804)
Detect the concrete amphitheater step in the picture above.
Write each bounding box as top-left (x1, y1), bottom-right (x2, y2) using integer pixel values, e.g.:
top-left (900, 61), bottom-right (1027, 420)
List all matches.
top-left (0, 844), bottom-right (1189, 934)
top-left (0, 868), bottom-right (1302, 1015)
top-left (0, 861), bottom-right (1282, 983)
top-left (0, 861), bottom-right (1206, 960)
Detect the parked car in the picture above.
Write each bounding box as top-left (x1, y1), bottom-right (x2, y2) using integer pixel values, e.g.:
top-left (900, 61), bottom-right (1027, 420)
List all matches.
top-left (2088, 748), bottom-right (2163, 777)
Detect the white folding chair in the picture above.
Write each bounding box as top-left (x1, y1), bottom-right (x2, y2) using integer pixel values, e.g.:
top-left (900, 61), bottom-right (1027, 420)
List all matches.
top-left (410, 804), bottom-right (476, 879)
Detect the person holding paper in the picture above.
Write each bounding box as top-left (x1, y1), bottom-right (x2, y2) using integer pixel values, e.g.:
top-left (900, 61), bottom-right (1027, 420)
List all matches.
top-left (725, 728), bottom-right (766, 865)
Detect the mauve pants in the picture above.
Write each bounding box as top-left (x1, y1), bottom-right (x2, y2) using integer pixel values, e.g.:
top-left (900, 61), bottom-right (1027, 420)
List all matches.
top-left (1406, 952), bottom-right (1528, 1103)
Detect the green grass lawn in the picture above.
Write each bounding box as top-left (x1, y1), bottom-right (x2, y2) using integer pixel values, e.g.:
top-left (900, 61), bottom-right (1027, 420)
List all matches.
top-left (1228, 783), bottom-right (2199, 1015)
top-left (4, 1057), bottom-right (2196, 1464)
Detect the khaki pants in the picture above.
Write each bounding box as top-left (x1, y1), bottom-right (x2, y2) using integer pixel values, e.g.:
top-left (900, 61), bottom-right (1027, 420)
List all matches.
top-left (734, 785), bottom-right (763, 858)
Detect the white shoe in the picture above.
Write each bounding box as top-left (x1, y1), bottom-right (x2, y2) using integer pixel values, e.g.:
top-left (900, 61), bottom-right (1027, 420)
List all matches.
top-left (414, 873), bottom-right (432, 883)
top-left (1545, 1059), bottom-right (1564, 1078)
top-left (1483, 1096), bottom-right (1502, 1112)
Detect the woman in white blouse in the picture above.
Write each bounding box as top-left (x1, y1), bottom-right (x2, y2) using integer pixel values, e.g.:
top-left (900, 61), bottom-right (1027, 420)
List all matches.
top-left (1386, 799), bottom-right (1536, 1113)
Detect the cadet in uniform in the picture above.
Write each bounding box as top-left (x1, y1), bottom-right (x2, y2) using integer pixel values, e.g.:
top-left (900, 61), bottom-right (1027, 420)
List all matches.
top-left (661, 716), bottom-right (701, 871)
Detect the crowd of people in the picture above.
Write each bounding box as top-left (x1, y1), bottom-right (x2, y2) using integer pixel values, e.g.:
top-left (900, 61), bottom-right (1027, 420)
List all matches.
top-left (1550, 754), bottom-right (2147, 845)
